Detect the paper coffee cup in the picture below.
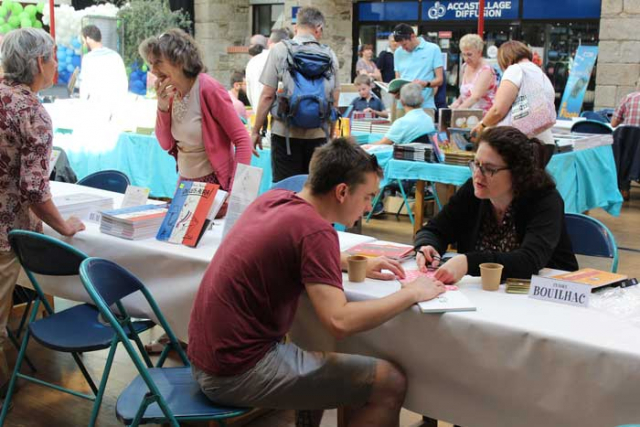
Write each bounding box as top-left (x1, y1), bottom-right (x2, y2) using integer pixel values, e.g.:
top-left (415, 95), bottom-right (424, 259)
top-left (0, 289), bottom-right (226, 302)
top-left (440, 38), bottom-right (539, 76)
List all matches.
top-left (347, 255), bottom-right (368, 282)
top-left (479, 263), bottom-right (504, 291)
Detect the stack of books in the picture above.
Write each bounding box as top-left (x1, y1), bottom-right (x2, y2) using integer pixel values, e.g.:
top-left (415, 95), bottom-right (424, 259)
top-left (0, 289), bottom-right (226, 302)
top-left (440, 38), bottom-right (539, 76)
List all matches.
top-left (371, 120), bottom-right (391, 134)
top-left (350, 120), bottom-right (372, 133)
top-left (444, 151), bottom-right (475, 166)
top-left (352, 111), bottom-right (375, 120)
top-left (100, 204), bottom-right (168, 240)
top-left (506, 278), bottom-right (531, 294)
top-left (53, 193), bottom-right (114, 220)
top-left (393, 143), bottom-right (436, 162)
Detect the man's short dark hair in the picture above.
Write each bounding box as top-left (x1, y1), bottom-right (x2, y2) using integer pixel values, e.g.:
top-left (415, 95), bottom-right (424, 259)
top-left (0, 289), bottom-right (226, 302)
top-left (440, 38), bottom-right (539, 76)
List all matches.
top-left (230, 70), bottom-right (244, 87)
top-left (307, 137), bottom-right (383, 195)
top-left (81, 25), bottom-right (102, 42)
top-left (392, 23), bottom-right (414, 42)
top-left (270, 28), bottom-right (290, 44)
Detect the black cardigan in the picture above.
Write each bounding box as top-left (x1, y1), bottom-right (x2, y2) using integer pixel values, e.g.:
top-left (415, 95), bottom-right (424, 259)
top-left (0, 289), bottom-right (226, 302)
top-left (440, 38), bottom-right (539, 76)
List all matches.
top-left (415, 179), bottom-right (578, 279)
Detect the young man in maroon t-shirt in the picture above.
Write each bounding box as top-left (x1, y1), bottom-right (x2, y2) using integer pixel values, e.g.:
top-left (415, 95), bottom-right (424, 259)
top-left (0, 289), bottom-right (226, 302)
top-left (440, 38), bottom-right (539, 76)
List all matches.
top-left (188, 137), bottom-right (445, 426)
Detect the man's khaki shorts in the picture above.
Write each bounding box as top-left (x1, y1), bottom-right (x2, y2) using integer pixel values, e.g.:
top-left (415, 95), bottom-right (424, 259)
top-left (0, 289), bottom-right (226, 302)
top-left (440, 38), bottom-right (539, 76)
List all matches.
top-left (192, 342), bottom-right (377, 410)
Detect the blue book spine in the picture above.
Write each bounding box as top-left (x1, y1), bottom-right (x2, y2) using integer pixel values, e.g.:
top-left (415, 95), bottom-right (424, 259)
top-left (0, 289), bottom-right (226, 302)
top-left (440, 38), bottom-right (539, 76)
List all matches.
top-left (156, 181), bottom-right (193, 241)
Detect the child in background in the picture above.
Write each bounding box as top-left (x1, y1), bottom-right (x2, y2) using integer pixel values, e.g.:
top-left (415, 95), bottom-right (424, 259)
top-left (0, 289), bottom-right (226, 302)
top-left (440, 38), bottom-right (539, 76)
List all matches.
top-left (350, 74), bottom-right (388, 118)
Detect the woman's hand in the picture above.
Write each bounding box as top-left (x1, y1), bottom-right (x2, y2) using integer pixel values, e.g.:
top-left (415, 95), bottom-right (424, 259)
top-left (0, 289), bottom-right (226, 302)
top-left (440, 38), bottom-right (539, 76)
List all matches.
top-left (61, 216), bottom-right (85, 237)
top-left (416, 245), bottom-right (441, 272)
top-left (433, 255), bottom-right (468, 284)
top-left (155, 78), bottom-right (176, 112)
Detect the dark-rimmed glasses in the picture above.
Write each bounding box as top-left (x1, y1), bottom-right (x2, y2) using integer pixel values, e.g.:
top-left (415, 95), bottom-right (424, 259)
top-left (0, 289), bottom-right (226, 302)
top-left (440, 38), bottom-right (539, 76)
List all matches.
top-left (468, 160), bottom-right (509, 178)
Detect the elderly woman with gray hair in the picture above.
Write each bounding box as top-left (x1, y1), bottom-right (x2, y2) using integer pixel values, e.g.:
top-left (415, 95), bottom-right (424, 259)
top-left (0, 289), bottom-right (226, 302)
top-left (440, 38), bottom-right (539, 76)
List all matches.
top-left (139, 29), bottom-right (253, 198)
top-left (0, 28), bottom-right (85, 392)
top-left (368, 82), bottom-right (436, 146)
top-left (450, 33), bottom-right (497, 114)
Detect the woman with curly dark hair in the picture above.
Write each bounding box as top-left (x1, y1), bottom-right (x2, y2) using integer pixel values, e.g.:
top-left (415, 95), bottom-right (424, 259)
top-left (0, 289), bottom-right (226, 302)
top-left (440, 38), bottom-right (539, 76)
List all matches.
top-left (414, 126), bottom-right (578, 283)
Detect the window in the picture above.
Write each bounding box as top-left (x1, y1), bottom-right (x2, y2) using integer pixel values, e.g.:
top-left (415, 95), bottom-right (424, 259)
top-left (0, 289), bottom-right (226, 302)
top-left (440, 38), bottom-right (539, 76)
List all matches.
top-left (252, 4), bottom-right (285, 36)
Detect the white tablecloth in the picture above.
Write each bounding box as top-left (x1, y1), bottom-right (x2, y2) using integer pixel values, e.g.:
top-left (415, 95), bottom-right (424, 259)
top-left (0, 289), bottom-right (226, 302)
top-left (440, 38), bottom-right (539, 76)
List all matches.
top-left (35, 182), bottom-right (640, 427)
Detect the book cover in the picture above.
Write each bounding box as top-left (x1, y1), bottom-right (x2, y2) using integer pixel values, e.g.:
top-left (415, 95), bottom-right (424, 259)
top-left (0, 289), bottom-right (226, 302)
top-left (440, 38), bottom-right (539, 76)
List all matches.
top-left (156, 181), bottom-right (192, 242)
top-left (346, 242), bottom-right (414, 260)
top-left (182, 183), bottom-right (219, 247)
top-left (168, 182), bottom-right (217, 245)
top-left (551, 268), bottom-right (628, 288)
top-left (417, 289), bottom-right (477, 313)
top-left (101, 204), bottom-right (168, 224)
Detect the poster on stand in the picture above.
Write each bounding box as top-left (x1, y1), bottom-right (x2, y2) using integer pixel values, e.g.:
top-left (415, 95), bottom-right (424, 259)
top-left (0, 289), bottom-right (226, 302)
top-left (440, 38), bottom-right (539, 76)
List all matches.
top-left (558, 46), bottom-right (599, 119)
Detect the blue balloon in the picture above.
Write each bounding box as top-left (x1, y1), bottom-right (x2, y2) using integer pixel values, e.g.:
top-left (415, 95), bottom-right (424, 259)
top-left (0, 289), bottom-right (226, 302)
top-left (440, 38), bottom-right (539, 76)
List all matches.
top-left (57, 62), bottom-right (65, 72)
top-left (57, 51), bottom-right (66, 61)
top-left (66, 56), bottom-right (72, 64)
top-left (71, 38), bottom-right (81, 49)
top-left (66, 64), bottom-right (74, 72)
top-left (71, 55), bottom-right (81, 67)
top-left (66, 47), bottom-right (73, 56)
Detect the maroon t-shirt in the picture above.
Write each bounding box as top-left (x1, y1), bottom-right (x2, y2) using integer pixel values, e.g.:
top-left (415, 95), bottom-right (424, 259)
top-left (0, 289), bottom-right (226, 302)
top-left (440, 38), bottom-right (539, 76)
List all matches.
top-left (188, 190), bottom-right (343, 376)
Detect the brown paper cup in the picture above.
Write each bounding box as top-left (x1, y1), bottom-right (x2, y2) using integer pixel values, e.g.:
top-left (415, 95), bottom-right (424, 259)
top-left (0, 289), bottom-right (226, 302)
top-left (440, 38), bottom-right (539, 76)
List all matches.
top-left (347, 255), bottom-right (368, 282)
top-left (479, 263), bottom-right (504, 291)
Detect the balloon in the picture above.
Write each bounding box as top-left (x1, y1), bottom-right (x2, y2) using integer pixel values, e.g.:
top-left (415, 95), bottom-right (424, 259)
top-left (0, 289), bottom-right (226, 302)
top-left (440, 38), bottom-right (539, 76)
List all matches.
top-left (3, 0), bottom-right (13, 11)
top-left (34, 20), bottom-right (42, 29)
top-left (0, 25), bottom-right (7, 34)
top-left (7, 15), bottom-right (19, 27)
top-left (57, 62), bottom-right (65, 72)
top-left (141, 64), bottom-right (148, 72)
top-left (24, 4), bottom-right (36, 17)
top-left (71, 55), bottom-right (80, 67)
top-left (57, 51), bottom-right (66, 61)
top-left (0, 6), bottom-right (7, 17)
top-left (20, 18), bottom-right (32, 28)
top-left (11, 2), bottom-right (22, 14)
top-left (18, 11), bottom-right (28, 20)
top-left (36, 2), bottom-right (44, 13)
top-left (66, 64), bottom-right (74, 72)
top-left (71, 38), bottom-right (81, 49)
top-left (65, 55), bottom-right (72, 63)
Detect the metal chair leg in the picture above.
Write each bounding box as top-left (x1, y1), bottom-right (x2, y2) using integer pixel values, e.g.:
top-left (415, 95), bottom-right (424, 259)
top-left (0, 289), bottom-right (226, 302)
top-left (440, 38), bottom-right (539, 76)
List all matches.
top-left (5, 328), bottom-right (36, 372)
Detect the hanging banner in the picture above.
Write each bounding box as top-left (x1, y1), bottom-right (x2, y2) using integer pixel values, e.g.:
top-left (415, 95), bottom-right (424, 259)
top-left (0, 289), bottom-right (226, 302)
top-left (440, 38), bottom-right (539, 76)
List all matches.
top-left (558, 45), bottom-right (599, 119)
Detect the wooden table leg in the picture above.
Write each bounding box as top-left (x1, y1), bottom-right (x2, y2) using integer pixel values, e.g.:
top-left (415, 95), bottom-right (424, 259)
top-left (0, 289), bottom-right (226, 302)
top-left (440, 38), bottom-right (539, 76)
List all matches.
top-left (414, 180), bottom-right (426, 235)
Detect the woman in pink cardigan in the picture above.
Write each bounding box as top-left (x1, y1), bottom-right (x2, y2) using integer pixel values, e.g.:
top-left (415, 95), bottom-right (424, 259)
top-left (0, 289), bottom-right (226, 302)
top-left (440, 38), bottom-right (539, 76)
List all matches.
top-left (139, 29), bottom-right (253, 204)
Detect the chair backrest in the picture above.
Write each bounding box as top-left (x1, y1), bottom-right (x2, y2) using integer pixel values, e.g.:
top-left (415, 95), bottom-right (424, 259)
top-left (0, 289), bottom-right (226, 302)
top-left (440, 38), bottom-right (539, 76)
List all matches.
top-left (580, 111), bottom-right (608, 123)
top-left (612, 125), bottom-right (640, 183)
top-left (571, 119), bottom-right (613, 135)
top-left (80, 257), bottom-right (188, 365)
top-left (270, 174), bottom-right (309, 192)
top-left (77, 170), bottom-right (131, 194)
top-left (79, 258), bottom-right (145, 307)
top-left (8, 230), bottom-right (87, 276)
top-left (564, 213), bottom-right (619, 272)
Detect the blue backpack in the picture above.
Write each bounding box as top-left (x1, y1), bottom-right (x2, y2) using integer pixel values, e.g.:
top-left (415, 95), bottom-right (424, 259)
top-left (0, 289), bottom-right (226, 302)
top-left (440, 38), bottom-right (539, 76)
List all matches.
top-left (271, 39), bottom-right (337, 153)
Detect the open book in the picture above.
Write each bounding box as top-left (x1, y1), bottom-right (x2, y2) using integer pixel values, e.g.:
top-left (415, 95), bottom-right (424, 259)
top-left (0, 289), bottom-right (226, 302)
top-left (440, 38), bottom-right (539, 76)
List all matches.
top-left (551, 268), bottom-right (628, 289)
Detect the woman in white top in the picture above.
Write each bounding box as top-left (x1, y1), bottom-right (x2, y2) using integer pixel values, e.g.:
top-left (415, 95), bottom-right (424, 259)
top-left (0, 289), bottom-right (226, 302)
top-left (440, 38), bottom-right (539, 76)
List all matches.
top-left (471, 41), bottom-right (556, 163)
top-left (450, 33), bottom-right (497, 114)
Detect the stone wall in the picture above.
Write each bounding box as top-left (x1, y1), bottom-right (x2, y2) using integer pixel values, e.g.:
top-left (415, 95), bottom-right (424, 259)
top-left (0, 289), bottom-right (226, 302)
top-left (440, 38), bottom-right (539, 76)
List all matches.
top-left (194, 0), bottom-right (251, 90)
top-left (194, 0), bottom-right (353, 90)
top-left (284, 0), bottom-right (354, 85)
top-left (595, 0), bottom-right (640, 109)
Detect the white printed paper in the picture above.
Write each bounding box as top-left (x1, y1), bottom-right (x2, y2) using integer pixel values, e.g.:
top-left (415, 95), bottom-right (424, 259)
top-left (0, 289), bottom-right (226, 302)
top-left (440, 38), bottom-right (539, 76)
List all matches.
top-left (121, 185), bottom-right (150, 208)
top-left (529, 275), bottom-right (590, 308)
top-left (222, 164), bottom-right (263, 239)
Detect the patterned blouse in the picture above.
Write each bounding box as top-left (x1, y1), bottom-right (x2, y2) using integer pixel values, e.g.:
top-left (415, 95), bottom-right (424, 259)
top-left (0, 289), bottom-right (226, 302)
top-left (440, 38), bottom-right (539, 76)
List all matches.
top-left (475, 204), bottom-right (520, 253)
top-left (0, 81), bottom-right (52, 252)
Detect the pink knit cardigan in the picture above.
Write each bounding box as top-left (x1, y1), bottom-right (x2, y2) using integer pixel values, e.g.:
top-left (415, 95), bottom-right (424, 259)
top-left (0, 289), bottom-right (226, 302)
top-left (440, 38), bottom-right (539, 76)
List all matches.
top-left (155, 73), bottom-right (252, 191)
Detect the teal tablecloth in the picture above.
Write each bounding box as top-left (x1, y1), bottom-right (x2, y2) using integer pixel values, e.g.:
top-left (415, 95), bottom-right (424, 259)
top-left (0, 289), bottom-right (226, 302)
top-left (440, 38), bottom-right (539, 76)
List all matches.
top-left (56, 131), bottom-right (622, 215)
top-left (381, 145), bottom-right (622, 215)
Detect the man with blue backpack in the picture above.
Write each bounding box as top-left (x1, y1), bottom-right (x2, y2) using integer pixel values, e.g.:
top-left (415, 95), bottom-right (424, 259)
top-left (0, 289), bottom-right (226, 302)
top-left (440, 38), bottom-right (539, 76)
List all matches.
top-left (251, 6), bottom-right (340, 183)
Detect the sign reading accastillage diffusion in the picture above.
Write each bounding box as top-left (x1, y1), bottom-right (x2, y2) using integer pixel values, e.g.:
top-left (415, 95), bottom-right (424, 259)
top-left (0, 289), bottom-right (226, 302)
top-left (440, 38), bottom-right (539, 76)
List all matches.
top-left (528, 275), bottom-right (590, 308)
top-left (423, 1), bottom-right (519, 21)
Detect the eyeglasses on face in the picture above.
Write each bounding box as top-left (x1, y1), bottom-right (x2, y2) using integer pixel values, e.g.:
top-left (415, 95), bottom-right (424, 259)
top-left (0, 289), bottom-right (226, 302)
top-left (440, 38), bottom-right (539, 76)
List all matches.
top-left (468, 160), bottom-right (509, 178)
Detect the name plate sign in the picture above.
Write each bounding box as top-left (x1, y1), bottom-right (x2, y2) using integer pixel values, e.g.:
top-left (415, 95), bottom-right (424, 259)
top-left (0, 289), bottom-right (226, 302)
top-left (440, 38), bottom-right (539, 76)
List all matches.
top-left (528, 275), bottom-right (590, 308)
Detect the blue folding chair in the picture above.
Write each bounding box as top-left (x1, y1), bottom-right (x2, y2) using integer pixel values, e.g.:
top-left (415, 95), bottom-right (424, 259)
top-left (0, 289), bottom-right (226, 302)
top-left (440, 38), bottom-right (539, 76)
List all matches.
top-left (1, 231), bottom-right (155, 427)
top-left (270, 174), bottom-right (308, 192)
top-left (571, 119), bottom-right (613, 135)
top-left (580, 110), bottom-right (609, 123)
top-left (79, 258), bottom-right (249, 426)
top-left (565, 213), bottom-right (619, 272)
top-left (77, 170), bottom-right (131, 194)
